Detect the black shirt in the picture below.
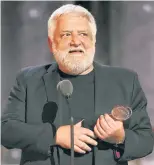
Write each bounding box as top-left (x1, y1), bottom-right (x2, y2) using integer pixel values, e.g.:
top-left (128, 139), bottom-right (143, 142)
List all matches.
top-left (58, 69), bottom-right (95, 165)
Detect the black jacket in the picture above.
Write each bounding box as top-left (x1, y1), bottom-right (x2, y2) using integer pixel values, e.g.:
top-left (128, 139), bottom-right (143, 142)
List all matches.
top-left (1, 62), bottom-right (154, 165)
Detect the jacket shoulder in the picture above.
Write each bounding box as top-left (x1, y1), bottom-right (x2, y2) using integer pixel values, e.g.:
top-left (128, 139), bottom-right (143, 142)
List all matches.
top-left (95, 61), bottom-right (137, 78)
top-left (17, 63), bottom-right (56, 80)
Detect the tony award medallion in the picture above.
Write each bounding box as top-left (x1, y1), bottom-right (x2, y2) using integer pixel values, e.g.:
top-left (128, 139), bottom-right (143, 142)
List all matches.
top-left (104, 105), bottom-right (132, 144)
top-left (111, 105), bottom-right (132, 121)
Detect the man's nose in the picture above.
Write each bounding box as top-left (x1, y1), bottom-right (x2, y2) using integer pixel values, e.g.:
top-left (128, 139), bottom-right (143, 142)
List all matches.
top-left (70, 34), bottom-right (81, 46)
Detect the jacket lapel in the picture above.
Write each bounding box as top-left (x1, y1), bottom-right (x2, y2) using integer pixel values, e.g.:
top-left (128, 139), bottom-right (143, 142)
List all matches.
top-left (94, 62), bottom-right (108, 115)
top-left (42, 63), bottom-right (63, 128)
top-left (42, 63), bottom-right (60, 103)
top-left (94, 62), bottom-right (112, 164)
top-left (94, 62), bottom-right (118, 115)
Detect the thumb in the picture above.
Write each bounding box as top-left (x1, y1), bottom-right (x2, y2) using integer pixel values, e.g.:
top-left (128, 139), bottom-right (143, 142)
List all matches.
top-left (75, 119), bottom-right (84, 127)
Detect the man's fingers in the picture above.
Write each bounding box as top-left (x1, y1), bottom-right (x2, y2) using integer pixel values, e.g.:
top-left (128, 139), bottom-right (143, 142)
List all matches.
top-left (81, 127), bottom-right (96, 139)
top-left (74, 145), bottom-right (86, 154)
top-left (99, 115), bottom-right (112, 134)
top-left (94, 125), bottom-right (102, 139)
top-left (79, 134), bottom-right (97, 146)
top-left (95, 118), bottom-right (108, 139)
top-left (75, 140), bottom-right (92, 152)
top-left (104, 114), bottom-right (116, 128)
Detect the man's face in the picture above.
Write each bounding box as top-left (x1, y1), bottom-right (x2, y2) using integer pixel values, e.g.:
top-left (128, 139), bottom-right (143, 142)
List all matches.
top-left (51, 13), bottom-right (95, 75)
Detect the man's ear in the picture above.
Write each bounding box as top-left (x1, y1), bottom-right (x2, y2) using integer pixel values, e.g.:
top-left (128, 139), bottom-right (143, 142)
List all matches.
top-left (48, 37), bottom-right (53, 53)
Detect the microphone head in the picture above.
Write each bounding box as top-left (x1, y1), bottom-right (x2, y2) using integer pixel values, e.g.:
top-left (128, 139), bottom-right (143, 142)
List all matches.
top-left (57, 80), bottom-right (73, 98)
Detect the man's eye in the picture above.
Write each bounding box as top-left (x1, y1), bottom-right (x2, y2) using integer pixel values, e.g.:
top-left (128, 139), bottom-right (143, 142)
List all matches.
top-left (79, 33), bottom-right (88, 36)
top-left (61, 33), bottom-right (71, 37)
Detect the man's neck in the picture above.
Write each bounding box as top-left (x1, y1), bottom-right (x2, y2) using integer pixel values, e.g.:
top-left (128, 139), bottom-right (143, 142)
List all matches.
top-left (80, 65), bottom-right (94, 75)
top-left (59, 64), bottom-right (94, 76)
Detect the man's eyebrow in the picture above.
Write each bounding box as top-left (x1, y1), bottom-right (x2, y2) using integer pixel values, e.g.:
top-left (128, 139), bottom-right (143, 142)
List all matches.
top-left (61, 30), bottom-right (72, 33)
top-left (78, 30), bottom-right (88, 33)
top-left (61, 30), bottom-right (88, 33)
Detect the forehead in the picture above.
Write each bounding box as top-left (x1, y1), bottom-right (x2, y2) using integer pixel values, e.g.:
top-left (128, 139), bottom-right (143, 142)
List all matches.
top-left (56, 13), bottom-right (91, 31)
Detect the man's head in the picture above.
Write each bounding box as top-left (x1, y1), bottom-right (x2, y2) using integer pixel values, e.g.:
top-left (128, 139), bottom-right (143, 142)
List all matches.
top-left (48, 4), bottom-right (97, 75)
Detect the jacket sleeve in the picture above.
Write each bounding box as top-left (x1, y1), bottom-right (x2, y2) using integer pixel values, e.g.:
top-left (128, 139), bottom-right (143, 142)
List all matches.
top-left (1, 70), bottom-right (56, 157)
top-left (117, 73), bottom-right (154, 162)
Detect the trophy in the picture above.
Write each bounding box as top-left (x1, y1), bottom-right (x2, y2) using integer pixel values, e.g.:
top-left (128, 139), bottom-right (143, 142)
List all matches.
top-left (104, 106), bottom-right (132, 144)
top-left (111, 105), bottom-right (132, 121)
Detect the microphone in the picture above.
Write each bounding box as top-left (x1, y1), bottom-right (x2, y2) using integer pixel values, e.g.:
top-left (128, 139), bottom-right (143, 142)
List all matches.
top-left (57, 80), bottom-right (73, 98)
top-left (57, 80), bottom-right (74, 165)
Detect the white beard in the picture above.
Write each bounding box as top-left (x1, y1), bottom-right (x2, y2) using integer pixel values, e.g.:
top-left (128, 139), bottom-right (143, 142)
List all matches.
top-left (52, 44), bottom-right (95, 75)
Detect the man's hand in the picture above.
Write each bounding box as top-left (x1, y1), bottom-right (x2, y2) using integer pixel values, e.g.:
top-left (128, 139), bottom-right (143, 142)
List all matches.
top-left (94, 114), bottom-right (125, 144)
top-left (55, 121), bottom-right (98, 154)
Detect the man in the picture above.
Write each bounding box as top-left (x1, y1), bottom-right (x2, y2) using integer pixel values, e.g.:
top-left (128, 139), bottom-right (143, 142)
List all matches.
top-left (1, 4), bottom-right (154, 165)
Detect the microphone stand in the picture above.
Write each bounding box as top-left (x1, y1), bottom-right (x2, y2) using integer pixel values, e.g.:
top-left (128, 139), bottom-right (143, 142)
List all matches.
top-left (66, 96), bottom-right (74, 165)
